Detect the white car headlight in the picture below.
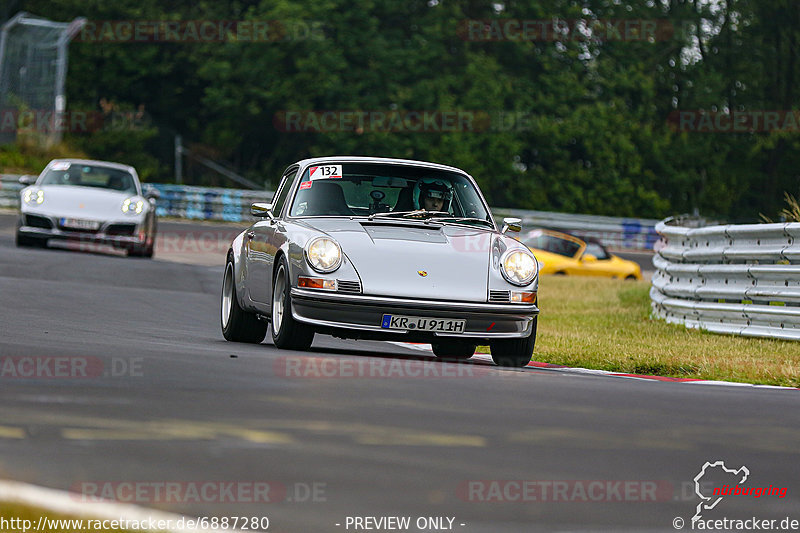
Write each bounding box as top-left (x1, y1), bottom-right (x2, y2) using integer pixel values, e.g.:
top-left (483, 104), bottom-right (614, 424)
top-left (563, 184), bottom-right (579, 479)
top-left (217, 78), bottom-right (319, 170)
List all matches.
top-left (23, 189), bottom-right (44, 205)
top-left (305, 237), bottom-right (342, 273)
top-left (501, 250), bottom-right (537, 286)
top-left (122, 197), bottom-right (145, 215)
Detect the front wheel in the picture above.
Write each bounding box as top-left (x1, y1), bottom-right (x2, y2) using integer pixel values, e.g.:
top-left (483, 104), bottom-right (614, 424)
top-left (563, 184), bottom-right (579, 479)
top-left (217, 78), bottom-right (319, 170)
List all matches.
top-left (16, 232), bottom-right (46, 248)
top-left (221, 258), bottom-right (268, 343)
top-left (490, 317), bottom-right (537, 367)
top-left (271, 256), bottom-right (315, 350)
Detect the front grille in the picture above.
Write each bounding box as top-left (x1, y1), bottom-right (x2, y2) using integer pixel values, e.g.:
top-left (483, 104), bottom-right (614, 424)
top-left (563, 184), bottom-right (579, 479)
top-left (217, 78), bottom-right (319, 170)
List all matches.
top-left (24, 214), bottom-right (53, 229)
top-left (489, 290), bottom-right (511, 302)
top-left (57, 225), bottom-right (98, 234)
top-left (337, 280), bottom-right (362, 293)
top-left (105, 223), bottom-right (136, 236)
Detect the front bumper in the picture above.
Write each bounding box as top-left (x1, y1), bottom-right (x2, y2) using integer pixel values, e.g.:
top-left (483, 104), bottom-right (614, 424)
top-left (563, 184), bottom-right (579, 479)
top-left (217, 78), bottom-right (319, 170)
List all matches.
top-left (290, 288), bottom-right (538, 341)
top-left (17, 212), bottom-right (146, 247)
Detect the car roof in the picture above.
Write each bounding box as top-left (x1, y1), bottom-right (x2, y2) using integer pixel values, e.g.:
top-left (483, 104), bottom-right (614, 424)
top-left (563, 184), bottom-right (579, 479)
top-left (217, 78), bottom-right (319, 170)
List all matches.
top-left (292, 156), bottom-right (470, 175)
top-left (47, 158), bottom-right (138, 175)
top-left (524, 228), bottom-right (586, 246)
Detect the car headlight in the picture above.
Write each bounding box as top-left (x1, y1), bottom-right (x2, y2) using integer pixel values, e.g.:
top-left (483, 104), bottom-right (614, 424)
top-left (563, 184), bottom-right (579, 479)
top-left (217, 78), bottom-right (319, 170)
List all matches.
top-left (305, 237), bottom-right (342, 273)
top-left (122, 197), bottom-right (145, 215)
top-left (501, 250), bottom-right (537, 286)
top-left (23, 189), bottom-right (44, 205)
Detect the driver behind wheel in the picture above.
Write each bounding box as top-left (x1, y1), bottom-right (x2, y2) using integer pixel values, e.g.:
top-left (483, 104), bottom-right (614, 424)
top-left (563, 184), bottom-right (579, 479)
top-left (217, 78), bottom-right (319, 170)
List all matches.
top-left (413, 177), bottom-right (453, 212)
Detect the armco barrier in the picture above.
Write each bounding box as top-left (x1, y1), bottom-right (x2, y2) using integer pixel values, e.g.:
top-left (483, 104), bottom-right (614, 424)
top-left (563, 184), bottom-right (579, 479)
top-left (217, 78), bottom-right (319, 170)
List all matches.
top-left (650, 218), bottom-right (800, 340)
top-left (2, 174), bottom-right (656, 249)
top-left (492, 208), bottom-right (659, 250)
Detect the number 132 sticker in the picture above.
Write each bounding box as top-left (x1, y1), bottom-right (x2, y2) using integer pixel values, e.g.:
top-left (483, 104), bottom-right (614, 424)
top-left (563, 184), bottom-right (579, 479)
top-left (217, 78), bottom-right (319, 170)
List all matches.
top-left (309, 165), bottom-right (342, 179)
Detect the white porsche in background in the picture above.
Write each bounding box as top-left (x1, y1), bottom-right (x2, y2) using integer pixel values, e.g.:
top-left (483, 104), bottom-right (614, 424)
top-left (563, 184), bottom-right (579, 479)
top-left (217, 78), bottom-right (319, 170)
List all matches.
top-left (16, 159), bottom-right (159, 257)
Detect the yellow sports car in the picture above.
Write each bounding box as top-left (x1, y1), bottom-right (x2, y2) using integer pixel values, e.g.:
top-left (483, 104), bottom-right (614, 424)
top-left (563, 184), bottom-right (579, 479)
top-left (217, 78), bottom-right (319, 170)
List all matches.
top-left (519, 229), bottom-right (642, 280)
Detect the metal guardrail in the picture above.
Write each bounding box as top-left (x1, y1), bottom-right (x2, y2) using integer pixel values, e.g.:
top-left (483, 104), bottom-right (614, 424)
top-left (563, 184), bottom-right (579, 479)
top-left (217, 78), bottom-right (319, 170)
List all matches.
top-left (1, 174), bottom-right (657, 248)
top-left (651, 218), bottom-right (800, 341)
top-left (147, 184), bottom-right (272, 222)
top-left (1, 175), bottom-right (274, 222)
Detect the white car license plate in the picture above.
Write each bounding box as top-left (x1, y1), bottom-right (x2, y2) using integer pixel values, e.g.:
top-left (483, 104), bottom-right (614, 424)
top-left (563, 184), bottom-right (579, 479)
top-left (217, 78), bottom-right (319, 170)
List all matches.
top-left (61, 218), bottom-right (100, 230)
top-left (381, 314), bottom-right (466, 333)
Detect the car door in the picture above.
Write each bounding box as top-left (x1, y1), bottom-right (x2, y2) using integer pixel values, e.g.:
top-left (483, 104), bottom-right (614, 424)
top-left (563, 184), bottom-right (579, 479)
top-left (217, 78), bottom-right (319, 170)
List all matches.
top-left (576, 242), bottom-right (616, 277)
top-left (245, 166), bottom-right (297, 305)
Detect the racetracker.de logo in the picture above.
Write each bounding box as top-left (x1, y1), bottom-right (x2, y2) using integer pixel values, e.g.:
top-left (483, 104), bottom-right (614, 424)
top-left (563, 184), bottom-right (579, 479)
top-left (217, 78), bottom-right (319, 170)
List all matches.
top-left (0, 356), bottom-right (143, 379)
top-left (668, 110), bottom-right (800, 133)
top-left (458, 480), bottom-right (674, 502)
top-left (75, 20), bottom-right (324, 42)
top-left (71, 481), bottom-right (327, 504)
top-left (457, 19), bottom-right (676, 42)
top-left (274, 356), bottom-right (492, 379)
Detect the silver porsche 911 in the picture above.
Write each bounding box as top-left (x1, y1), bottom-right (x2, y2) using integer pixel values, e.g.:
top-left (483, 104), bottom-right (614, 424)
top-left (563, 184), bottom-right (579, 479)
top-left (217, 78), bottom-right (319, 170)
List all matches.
top-left (16, 159), bottom-right (158, 257)
top-left (221, 156), bottom-right (539, 367)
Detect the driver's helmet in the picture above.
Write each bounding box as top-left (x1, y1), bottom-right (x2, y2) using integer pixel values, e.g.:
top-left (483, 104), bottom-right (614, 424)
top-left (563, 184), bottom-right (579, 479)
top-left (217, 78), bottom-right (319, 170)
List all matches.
top-left (413, 177), bottom-right (453, 211)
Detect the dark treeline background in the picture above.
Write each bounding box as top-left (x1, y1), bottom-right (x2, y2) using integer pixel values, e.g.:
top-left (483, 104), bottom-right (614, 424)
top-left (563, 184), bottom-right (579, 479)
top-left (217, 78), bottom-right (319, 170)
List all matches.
top-left (9, 0), bottom-right (800, 221)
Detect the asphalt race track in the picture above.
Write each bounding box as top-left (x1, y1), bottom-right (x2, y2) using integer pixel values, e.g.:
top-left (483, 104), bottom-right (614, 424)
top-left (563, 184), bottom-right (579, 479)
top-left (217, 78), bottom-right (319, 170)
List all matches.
top-left (1, 213), bottom-right (799, 532)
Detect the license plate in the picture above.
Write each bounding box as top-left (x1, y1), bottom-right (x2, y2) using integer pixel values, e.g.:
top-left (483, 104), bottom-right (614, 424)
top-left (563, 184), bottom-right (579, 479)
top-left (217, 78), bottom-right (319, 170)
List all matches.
top-left (381, 314), bottom-right (466, 333)
top-left (61, 218), bottom-right (100, 230)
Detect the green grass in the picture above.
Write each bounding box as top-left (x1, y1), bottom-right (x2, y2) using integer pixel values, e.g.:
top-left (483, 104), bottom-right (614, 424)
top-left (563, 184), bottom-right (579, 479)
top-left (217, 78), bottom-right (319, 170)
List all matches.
top-left (0, 136), bottom-right (88, 175)
top-left (487, 276), bottom-right (800, 387)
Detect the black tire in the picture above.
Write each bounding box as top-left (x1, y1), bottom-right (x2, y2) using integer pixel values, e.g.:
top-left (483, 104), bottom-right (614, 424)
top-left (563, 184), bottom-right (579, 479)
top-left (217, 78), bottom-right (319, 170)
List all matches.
top-left (221, 258), bottom-right (268, 343)
top-left (432, 342), bottom-right (476, 360)
top-left (490, 317), bottom-right (537, 367)
top-left (128, 238), bottom-right (154, 258)
top-left (16, 232), bottom-right (46, 248)
top-left (271, 256), bottom-right (315, 350)
top-left (625, 275), bottom-right (637, 281)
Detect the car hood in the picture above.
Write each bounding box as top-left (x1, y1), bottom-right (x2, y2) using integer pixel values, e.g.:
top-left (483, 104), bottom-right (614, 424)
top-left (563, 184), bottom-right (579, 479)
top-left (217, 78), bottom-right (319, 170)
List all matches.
top-left (27, 186), bottom-right (139, 220)
top-left (303, 218), bottom-right (495, 302)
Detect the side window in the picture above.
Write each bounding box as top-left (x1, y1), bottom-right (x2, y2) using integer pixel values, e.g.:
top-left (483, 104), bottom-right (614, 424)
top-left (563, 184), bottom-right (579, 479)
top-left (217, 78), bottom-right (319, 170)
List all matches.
top-left (270, 168), bottom-right (297, 217)
top-left (584, 242), bottom-right (609, 260)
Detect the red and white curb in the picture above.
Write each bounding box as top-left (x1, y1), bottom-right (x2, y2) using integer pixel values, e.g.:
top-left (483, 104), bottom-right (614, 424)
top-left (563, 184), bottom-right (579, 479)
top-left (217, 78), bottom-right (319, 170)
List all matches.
top-left (391, 342), bottom-right (798, 390)
top-left (0, 479), bottom-right (241, 533)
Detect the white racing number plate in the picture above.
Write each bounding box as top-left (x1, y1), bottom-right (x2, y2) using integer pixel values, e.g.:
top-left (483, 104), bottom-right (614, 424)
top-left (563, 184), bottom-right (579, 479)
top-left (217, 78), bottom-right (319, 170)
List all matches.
top-left (61, 218), bottom-right (100, 230)
top-left (381, 314), bottom-right (466, 333)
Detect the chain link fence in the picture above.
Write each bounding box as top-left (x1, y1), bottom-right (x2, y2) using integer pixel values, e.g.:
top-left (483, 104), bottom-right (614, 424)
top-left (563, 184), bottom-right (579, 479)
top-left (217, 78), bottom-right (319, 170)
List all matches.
top-left (0, 12), bottom-right (85, 145)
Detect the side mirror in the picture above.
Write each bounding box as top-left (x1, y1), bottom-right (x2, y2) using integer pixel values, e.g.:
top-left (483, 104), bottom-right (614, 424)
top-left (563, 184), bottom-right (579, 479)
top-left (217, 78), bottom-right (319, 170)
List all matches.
top-left (251, 202), bottom-right (274, 219)
top-left (582, 253), bottom-right (598, 263)
top-left (144, 186), bottom-right (161, 200)
top-left (501, 217), bottom-right (522, 234)
top-left (18, 175), bottom-right (35, 186)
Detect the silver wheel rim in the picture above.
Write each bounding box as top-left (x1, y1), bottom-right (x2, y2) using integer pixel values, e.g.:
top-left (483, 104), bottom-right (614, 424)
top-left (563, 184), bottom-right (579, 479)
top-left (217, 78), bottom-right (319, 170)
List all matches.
top-left (221, 262), bottom-right (233, 328)
top-left (272, 264), bottom-right (286, 334)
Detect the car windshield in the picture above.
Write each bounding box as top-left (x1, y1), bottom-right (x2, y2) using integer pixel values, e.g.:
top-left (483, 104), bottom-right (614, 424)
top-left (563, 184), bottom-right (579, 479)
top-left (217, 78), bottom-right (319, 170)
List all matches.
top-left (39, 163), bottom-right (137, 193)
top-left (288, 163), bottom-right (492, 227)
top-left (520, 230), bottom-right (583, 258)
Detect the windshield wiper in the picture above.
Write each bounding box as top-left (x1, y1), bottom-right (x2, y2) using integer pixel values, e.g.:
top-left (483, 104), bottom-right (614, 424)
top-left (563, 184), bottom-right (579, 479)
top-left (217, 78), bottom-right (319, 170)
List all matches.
top-left (428, 216), bottom-right (495, 228)
top-left (368, 210), bottom-right (450, 221)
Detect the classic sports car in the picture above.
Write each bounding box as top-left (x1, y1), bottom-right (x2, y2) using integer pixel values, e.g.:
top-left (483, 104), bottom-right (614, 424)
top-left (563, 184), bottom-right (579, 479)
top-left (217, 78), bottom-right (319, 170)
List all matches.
top-left (16, 159), bottom-right (159, 257)
top-left (519, 228), bottom-right (642, 280)
top-left (221, 156), bottom-right (540, 367)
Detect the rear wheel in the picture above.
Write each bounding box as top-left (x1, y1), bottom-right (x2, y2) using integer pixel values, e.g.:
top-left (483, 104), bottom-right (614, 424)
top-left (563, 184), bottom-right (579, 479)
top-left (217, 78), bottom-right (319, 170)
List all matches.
top-left (490, 317), bottom-right (537, 367)
top-left (432, 342), bottom-right (476, 360)
top-left (221, 258), bottom-right (267, 343)
top-left (271, 256), bottom-right (315, 350)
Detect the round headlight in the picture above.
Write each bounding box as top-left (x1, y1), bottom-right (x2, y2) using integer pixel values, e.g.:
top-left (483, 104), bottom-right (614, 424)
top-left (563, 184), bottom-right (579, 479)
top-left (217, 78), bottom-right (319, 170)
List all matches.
top-left (122, 197), bottom-right (144, 215)
top-left (501, 250), bottom-right (537, 286)
top-left (23, 189), bottom-right (44, 205)
top-left (306, 237), bottom-right (342, 273)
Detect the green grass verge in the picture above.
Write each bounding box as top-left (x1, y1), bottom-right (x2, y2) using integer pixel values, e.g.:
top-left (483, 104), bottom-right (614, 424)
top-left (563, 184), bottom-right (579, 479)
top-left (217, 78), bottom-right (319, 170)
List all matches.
top-left (0, 138), bottom-right (88, 175)
top-left (484, 276), bottom-right (800, 387)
